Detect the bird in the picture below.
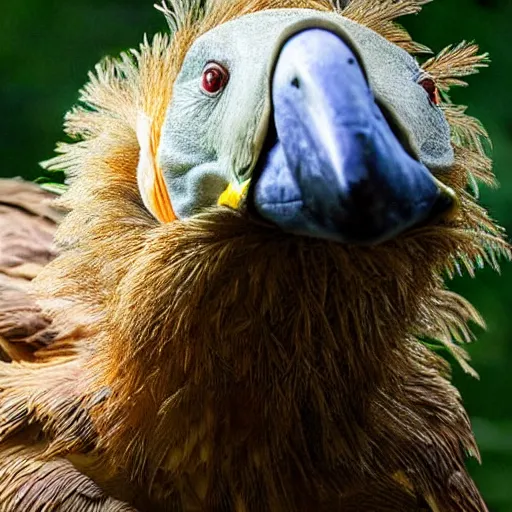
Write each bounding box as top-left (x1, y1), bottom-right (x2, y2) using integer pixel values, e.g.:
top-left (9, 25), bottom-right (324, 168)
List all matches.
top-left (0, 0), bottom-right (509, 510)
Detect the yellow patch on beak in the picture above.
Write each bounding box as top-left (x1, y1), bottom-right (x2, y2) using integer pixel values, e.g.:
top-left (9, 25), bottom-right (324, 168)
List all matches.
top-left (136, 112), bottom-right (250, 218)
top-left (218, 180), bottom-right (251, 209)
top-left (136, 113), bottom-right (176, 223)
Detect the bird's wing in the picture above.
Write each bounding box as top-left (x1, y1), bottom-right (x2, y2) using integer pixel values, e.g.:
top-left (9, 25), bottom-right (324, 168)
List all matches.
top-left (0, 180), bottom-right (137, 510)
top-left (0, 178), bottom-right (61, 361)
top-left (0, 439), bottom-right (136, 511)
top-left (0, 179), bottom-right (94, 444)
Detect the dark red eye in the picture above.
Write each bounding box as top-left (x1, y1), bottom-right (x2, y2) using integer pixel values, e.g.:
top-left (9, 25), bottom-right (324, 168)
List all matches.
top-left (201, 62), bottom-right (229, 95)
top-left (419, 77), bottom-right (440, 105)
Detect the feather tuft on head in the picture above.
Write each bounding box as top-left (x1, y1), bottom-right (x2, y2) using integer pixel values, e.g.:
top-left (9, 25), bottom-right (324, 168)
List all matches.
top-left (339, 0), bottom-right (433, 53)
top-left (423, 42), bottom-right (490, 91)
top-left (155, 0), bottom-right (211, 33)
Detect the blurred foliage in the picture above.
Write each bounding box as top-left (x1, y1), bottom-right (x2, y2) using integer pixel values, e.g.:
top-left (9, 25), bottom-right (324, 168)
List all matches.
top-left (1, 0), bottom-right (511, 509)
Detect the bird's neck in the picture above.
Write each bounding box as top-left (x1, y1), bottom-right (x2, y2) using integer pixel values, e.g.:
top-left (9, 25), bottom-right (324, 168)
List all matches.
top-left (78, 212), bottom-right (468, 505)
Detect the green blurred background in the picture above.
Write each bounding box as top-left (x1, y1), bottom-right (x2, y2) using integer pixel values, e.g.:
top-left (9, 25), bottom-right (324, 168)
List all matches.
top-left (1, 0), bottom-right (511, 509)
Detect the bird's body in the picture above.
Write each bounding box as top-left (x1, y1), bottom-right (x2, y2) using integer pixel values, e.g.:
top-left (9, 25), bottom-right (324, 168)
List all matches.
top-left (0, 1), bottom-right (508, 511)
top-left (0, 178), bottom-right (480, 512)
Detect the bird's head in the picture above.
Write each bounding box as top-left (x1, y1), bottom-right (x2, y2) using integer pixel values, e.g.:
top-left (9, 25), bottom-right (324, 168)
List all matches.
top-left (39, 0), bottom-right (509, 482)
top-left (144, 7), bottom-right (457, 245)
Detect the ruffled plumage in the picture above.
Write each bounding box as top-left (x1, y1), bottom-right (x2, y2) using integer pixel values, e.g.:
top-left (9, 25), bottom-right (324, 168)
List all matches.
top-left (0, 1), bottom-right (509, 510)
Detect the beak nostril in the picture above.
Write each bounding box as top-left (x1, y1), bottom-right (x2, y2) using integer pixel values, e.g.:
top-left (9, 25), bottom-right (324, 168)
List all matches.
top-left (347, 57), bottom-right (355, 65)
top-left (291, 77), bottom-right (301, 89)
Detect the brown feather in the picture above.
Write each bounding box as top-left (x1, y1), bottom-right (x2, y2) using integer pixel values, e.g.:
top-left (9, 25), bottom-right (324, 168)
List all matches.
top-left (423, 42), bottom-right (490, 91)
top-left (0, 438), bottom-right (135, 512)
top-left (0, 179), bottom-right (61, 360)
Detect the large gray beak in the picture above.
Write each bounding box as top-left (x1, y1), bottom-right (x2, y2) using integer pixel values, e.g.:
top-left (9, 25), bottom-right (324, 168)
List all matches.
top-left (250, 28), bottom-right (456, 245)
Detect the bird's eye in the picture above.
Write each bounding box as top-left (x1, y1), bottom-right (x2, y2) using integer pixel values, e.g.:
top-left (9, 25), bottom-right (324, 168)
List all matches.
top-left (201, 62), bottom-right (229, 95)
top-left (419, 77), bottom-right (440, 105)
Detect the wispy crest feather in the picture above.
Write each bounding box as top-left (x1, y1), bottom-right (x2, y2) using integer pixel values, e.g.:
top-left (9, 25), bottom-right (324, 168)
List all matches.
top-left (155, 0), bottom-right (212, 32)
top-left (339, 0), bottom-right (433, 53)
top-left (423, 42), bottom-right (490, 90)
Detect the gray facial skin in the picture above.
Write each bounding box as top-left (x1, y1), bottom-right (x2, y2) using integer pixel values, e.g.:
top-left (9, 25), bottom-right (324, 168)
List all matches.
top-left (158, 9), bottom-right (454, 219)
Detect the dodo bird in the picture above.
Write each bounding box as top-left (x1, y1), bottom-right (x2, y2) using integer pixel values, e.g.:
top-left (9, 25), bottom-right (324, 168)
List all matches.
top-left (0, 0), bottom-right (509, 510)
